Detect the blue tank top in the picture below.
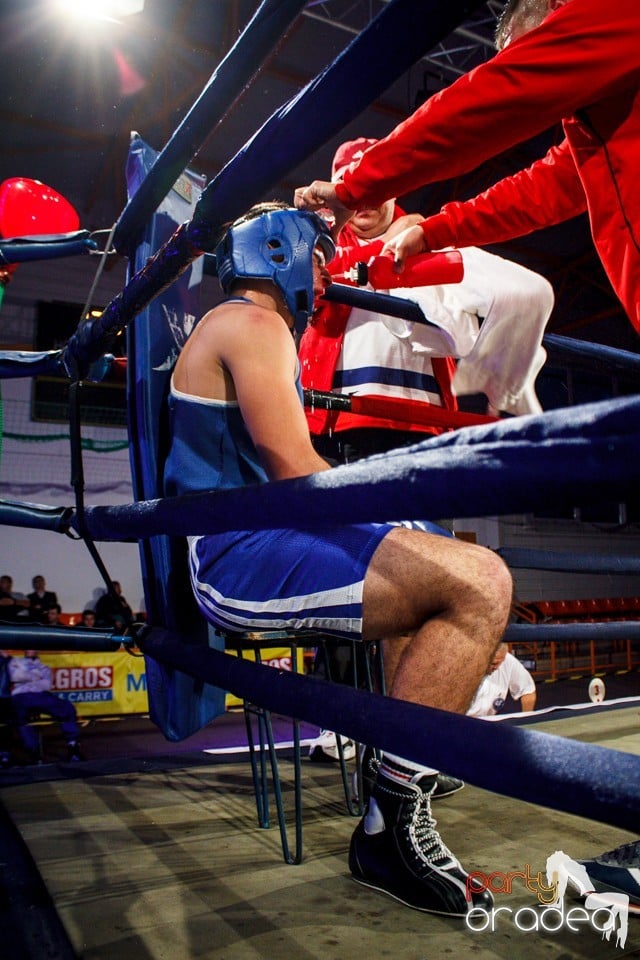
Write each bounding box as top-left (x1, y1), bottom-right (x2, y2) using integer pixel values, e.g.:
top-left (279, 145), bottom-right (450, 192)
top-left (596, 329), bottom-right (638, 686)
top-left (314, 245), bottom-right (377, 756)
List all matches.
top-left (164, 384), bottom-right (268, 496)
top-left (163, 296), bottom-right (304, 497)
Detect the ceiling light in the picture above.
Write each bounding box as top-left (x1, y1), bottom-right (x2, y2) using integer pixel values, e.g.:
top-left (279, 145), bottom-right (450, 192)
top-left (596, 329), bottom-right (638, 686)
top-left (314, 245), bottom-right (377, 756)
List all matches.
top-left (51, 0), bottom-right (144, 24)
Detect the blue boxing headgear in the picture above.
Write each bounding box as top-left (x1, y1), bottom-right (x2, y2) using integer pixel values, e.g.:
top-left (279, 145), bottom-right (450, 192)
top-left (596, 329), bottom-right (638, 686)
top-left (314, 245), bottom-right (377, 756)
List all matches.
top-left (214, 208), bottom-right (335, 329)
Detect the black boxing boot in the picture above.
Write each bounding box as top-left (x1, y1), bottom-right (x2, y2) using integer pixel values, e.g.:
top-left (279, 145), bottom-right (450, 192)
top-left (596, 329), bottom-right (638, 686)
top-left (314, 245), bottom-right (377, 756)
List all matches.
top-left (349, 761), bottom-right (492, 917)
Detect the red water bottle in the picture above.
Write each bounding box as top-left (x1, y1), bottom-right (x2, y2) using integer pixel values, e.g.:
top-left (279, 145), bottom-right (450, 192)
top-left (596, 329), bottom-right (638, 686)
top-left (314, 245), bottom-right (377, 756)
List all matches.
top-left (349, 250), bottom-right (464, 288)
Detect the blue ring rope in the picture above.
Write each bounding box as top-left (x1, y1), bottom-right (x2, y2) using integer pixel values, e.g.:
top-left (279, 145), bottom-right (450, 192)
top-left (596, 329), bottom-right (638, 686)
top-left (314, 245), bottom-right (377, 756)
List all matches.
top-left (505, 621), bottom-right (640, 643)
top-left (498, 548), bottom-right (640, 574)
top-left (323, 288), bottom-right (640, 375)
top-left (65, 395), bottom-right (640, 541)
top-left (0, 237), bottom-right (96, 264)
top-left (544, 333), bottom-right (640, 376)
top-left (139, 626), bottom-right (640, 833)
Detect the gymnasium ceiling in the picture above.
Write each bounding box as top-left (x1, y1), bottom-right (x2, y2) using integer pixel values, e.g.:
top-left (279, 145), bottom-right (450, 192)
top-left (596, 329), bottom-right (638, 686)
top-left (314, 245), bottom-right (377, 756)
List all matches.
top-left (0, 0), bottom-right (637, 353)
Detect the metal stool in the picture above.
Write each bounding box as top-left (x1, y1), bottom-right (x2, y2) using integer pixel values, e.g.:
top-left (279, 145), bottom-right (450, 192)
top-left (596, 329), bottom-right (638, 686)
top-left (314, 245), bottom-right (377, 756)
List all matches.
top-left (219, 628), bottom-right (383, 864)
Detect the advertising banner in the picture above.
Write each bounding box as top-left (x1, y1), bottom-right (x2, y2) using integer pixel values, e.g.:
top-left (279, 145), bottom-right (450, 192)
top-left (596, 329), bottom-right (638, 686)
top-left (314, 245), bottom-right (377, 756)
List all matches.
top-left (6, 650), bottom-right (148, 717)
top-left (6, 646), bottom-right (309, 715)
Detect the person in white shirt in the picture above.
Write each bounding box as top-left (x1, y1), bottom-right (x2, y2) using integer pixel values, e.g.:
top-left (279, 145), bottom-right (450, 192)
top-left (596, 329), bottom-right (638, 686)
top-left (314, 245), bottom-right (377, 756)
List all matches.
top-left (468, 642), bottom-right (536, 717)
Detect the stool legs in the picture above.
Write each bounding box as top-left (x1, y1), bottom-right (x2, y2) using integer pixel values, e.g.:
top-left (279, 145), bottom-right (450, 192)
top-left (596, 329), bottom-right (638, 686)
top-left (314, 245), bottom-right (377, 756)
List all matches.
top-left (244, 696), bottom-right (302, 864)
top-left (241, 645), bottom-right (303, 864)
top-left (229, 632), bottom-right (385, 864)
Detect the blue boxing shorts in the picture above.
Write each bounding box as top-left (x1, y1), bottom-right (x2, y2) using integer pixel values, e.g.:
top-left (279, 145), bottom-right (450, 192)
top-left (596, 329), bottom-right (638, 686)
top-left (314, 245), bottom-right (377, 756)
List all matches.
top-left (188, 519), bottom-right (450, 639)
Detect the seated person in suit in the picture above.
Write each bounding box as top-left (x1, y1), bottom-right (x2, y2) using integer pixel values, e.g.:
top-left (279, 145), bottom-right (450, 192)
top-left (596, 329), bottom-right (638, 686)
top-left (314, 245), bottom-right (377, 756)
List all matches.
top-left (28, 575), bottom-right (58, 623)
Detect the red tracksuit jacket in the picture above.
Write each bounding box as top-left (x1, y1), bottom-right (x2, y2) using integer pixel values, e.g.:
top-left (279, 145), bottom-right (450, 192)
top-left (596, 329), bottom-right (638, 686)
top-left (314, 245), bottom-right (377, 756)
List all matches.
top-left (335, 0), bottom-right (640, 332)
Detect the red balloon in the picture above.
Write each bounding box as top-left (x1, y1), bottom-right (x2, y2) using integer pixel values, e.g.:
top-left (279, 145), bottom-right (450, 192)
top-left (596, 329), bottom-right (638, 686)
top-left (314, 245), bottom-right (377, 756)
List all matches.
top-left (0, 177), bottom-right (80, 239)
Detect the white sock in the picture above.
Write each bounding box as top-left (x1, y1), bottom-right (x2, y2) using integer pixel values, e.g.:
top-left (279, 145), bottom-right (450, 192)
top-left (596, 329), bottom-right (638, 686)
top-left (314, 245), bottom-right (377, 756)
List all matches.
top-left (364, 796), bottom-right (386, 835)
top-left (379, 751), bottom-right (438, 785)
